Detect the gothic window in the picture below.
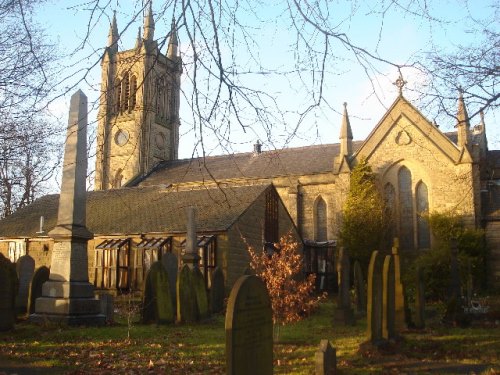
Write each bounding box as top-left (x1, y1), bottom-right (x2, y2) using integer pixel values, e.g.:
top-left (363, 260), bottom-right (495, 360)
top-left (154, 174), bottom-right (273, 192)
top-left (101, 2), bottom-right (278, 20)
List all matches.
top-left (115, 78), bottom-right (121, 114)
top-left (398, 166), bottom-right (414, 250)
top-left (416, 181), bottom-right (430, 249)
top-left (129, 75), bottom-right (137, 109)
top-left (264, 189), bottom-right (279, 244)
top-left (314, 196), bottom-right (328, 241)
top-left (156, 78), bottom-right (163, 117)
top-left (122, 73), bottom-right (130, 112)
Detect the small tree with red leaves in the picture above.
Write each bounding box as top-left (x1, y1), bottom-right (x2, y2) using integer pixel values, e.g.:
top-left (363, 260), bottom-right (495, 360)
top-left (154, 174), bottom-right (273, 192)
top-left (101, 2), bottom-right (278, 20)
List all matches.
top-left (247, 234), bottom-right (324, 340)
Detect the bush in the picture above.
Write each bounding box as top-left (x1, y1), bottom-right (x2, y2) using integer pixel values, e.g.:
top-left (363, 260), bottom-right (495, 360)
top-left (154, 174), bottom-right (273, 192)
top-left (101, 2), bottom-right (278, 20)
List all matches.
top-left (405, 212), bottom-right (488, 302)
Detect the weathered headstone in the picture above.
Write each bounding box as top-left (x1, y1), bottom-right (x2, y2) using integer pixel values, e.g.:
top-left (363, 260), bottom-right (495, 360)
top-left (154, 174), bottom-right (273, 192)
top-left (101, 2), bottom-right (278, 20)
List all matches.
top-left (161, 252), bottom-right (178, 310)
top-left (334, 247), bottom-right (354, 325)
top-left (391, 240), bottom-right (406, 332)
top-left (141, 261), bottom-right (174, 324)
top-left (367, 250), bottom-right (384, 343)
top-left (15, 255), bottom-right (35, 314)
top-left (27, 266), bottom-right (50, 315)
top-left (353, 260), bottom-right (366, 314)
top-left (30, 90), bottom-right (104, 325)
top-left (0, 254), bottom-right (18, 331)
top-left (210, 267), bottom-right (225, 313)
top-left (192, 267), bottom-right (209, 319)
top-left (414, 266), bottom-right (425, 329)
top-left (382, 255), bottom-right (395, 340)
top-left (98, 293), bottom-right (114, 324)
top-left (177, 264), bottom-right (198, 322)
top-left (315, 339), bottom-right (336, 375)
top-left (225, 275), bottom-right (273, 375)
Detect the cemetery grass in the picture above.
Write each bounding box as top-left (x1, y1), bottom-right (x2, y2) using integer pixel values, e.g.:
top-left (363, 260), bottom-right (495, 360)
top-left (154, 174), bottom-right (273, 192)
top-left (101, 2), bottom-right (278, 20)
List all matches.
top-left (0, 297), bottom-right (499, 374)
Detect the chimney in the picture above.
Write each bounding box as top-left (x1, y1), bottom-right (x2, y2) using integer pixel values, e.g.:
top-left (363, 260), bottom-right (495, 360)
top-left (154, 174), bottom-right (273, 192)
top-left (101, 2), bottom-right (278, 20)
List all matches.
top-left (253, 140), bottom-right (262, 155)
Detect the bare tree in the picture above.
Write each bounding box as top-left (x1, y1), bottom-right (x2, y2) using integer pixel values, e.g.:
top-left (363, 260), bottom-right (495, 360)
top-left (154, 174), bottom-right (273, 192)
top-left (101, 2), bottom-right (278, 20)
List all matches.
top-left (0, 0), bottom-right (62, 216)
top-left (62, 0), bottom-right (497, 157)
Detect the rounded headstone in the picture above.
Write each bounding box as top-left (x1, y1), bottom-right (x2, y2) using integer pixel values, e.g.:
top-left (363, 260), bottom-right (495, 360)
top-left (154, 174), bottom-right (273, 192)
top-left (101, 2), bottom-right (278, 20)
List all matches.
top-left (15, 255), bottom-right (35, 314)
top-left (176, 264), bottom-right (198, 322)
top-left (225, 275), bottom-right (273, 375)
top-left (192, 267), bottom-right (209, 319)
top-left (210, 267), bottom-right (225, 313)
top-left (141, 261), bottom-right (174, 324)
top-left (27, 266), bottom-right (50, 315)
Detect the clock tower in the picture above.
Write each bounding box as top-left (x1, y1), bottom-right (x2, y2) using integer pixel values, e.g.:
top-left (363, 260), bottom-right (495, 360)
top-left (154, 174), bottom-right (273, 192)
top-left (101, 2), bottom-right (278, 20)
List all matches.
top-left (94, 6), bottom-right (181, 190)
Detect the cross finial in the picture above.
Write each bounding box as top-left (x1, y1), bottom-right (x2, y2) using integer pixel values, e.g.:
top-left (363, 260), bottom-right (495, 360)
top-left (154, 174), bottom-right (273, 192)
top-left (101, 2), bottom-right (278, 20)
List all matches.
top-left (394, 74), bottom-right (407, 96)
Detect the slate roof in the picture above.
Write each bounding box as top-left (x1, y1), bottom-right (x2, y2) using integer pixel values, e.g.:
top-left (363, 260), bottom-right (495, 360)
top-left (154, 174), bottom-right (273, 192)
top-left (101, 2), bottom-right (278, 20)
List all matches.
top-left (138, 131), bottom-right (460, 187)
top-left (0, 184), bottom-right (271, 238)
top-left (138, 142), bottom-right (365, 186)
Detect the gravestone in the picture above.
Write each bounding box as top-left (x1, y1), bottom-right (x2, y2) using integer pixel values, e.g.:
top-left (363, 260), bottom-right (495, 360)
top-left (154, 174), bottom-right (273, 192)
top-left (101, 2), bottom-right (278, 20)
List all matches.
top-left (15, 255), bottom-right (35, 314)
top-left (315, 339), bottom-right (336, 375)
top-left (141, 261), bottom-right (174, 324)
top-left (161, 253), bottom-right (178, 310)
top-left (391, 241), bottom-right (406, 332)
top-left (414, 266), bottom-right (425, 329)
top-left (27, 266), bottom-right (50, 315)
top-left (177, 264), bottom-right (198, 322)
top-left (367, 251), bottom-right (384, 343)
top-left (226, 275), bottom-right (273, 375)
top-left (353, 260), bottom-right (366, 313)
top-left (334, 247), bottom-right (354, 325)
top-left (382, 255), bottom-right (395, 340)
top-left (0, 254), bottom-right (18, 331)
top-left (98, 293), bottom-right (114, 324)
top-left (192, 267), bottom-right (209, 319)
top-left (210, 267), bottom-right (225, 313)
top-left (30, 90), bottom-right (104, 325)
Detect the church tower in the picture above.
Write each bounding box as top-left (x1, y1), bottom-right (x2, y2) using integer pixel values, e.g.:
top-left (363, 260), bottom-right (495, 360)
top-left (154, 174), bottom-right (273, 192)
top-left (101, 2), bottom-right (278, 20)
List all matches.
top-left (95, 5), bottom-right (182, 190)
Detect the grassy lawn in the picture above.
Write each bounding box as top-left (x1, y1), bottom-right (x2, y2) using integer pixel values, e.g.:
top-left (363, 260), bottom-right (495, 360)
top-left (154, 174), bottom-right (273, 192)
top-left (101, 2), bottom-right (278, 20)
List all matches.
top-left (0, 297), bottom-right (499, 374)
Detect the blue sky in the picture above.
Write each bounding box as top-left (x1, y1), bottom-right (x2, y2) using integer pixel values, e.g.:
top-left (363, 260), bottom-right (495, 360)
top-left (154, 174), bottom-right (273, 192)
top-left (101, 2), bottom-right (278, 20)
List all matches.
top-left (37, 0), bottom-right (499, 161)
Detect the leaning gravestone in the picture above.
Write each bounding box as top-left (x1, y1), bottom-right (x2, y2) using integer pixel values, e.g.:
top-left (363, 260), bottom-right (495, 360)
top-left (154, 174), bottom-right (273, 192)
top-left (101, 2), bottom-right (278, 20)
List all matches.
top-left (161, 253), bottom-right (178, 311)
top-left (315, 339), bottom-right (336, 375)
top-left (353, 260), bottom-right (366, 314)
top-left (15, 255), bottom-right (35, 314)
top-left (141, 261), bottom-right (174, 324)
top-left (367, 251), bottom-right (384, 343)
top-left (177, 264), bottom-right (198, 322)
top-left (226, 275), bottom-right (273, 375)
top-left (382, 255), bottom-right (395, 340)
top-left (27, 266), bottom-right (50, 315)
top-left (192, 267), bottom-right (209, 320)
top-left (210, 267), bottom-right (225, 313)
top-left (0, 254), bottom-right (18, 331)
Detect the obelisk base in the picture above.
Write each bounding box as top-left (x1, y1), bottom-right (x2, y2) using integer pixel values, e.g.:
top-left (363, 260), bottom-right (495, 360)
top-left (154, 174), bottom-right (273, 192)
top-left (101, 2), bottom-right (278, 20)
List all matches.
top-left (30, 280), bottom-right (105, 326)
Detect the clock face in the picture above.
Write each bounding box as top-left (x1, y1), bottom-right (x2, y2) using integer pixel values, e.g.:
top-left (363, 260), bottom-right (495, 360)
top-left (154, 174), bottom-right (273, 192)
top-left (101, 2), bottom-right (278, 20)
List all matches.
top-left (155, 132), bottom-right (166, 150)
top-left (115, 129), bottom-right (129, 146)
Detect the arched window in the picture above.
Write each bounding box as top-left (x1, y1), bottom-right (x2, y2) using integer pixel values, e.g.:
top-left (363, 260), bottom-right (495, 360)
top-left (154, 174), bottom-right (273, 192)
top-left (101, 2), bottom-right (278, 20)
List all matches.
top-left (314, 196), bottom-right (328, 241)
top-left (129, 75), bottom-right (137, 109)
top-left (115, 78), bottom-right (121, 114)
top-left (398, 166), bottom-right (414, 250)
top-left (416, 181), bottom-right (430, 249)
top-left (122, 73), bottom-right (130, 112)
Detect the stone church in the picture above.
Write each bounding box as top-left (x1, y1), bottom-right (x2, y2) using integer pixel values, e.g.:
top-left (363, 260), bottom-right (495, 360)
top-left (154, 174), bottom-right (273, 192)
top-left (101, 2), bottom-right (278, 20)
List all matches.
top-left (1, 8), bottom-right (499, 290)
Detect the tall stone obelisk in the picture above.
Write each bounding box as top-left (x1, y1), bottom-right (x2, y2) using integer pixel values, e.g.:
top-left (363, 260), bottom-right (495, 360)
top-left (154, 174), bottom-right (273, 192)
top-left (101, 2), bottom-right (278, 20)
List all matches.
top-left (30, 90), bottom-right (104, 325)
